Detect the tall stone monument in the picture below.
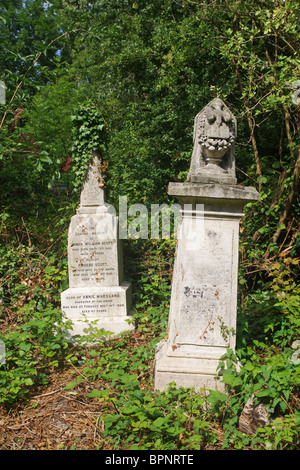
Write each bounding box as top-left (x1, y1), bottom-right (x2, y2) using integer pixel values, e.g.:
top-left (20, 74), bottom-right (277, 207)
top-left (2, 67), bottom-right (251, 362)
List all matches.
top-left (154, 98), bottom-right (259, 391)
top-left (61, 152), bottom-right (134, 338)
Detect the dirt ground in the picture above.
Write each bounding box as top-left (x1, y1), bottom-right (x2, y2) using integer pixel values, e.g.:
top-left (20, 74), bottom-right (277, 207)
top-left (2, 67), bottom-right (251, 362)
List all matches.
top-left (0, 367), bottom-right (110, 450)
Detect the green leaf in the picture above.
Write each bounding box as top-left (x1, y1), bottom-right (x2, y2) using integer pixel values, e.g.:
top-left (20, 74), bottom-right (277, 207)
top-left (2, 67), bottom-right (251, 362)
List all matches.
top-left (39, 151), bottom-right (52, 163)
top-left (153, 416), bottom-right (166, 427)
top-left (64, 381), bottom-right (78, 390)
top-left (256, 389), bottom-right (271, 398)
top-left (87, 389), bottom-right (109, 399)
top-left (19, 342), bottom-right (31, 352)
top-left (222, 372), bottom-right (242, 387)
top-left (24, 378), bottom-right (33, 386)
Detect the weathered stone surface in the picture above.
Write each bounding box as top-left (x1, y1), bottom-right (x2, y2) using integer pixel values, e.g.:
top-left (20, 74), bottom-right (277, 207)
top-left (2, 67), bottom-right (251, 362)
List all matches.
top-left (61, 282), bottom-right (133, 337)
top-left (188, 98), bottom-right (237, 185)
top-left (154, 196), bottom-right (242, 392)
top-left (238, 398), bottom-right (269, 435)
top-left (154, 101), bottom-right (259, 391)
top-left (79, 153), bottom-right (105, 207)
top-left (61, 283), bottom-right (132, 319)
top-left (67, 211), bottom-right (123, 289)
top-left (168, 181), bottom-right (259, 203)
top-left (61, 153), bottom-right (134, 339)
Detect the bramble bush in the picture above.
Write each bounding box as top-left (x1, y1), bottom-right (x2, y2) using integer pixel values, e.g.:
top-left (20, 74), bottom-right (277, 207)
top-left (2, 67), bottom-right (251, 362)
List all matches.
top-left (0, 304), bottom-right (72, 404)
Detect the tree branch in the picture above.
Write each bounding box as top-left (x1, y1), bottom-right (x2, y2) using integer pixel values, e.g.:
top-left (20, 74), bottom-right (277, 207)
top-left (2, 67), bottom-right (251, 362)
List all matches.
top-left (0, 30), bottom-right (78, 130)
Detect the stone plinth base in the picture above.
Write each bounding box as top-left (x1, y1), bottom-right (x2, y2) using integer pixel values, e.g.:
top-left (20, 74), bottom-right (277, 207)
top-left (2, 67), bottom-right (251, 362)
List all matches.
top-left (154, 340), bottom-right (226, 392)
top-left (65, 315), bottom-right (135, 339)
top-left (61, 281), bottom-right (134, 339)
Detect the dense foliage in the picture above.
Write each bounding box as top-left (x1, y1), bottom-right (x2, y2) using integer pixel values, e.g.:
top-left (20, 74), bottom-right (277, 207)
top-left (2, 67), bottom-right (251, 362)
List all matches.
top-left (0, 0), bottom-right (299, 450)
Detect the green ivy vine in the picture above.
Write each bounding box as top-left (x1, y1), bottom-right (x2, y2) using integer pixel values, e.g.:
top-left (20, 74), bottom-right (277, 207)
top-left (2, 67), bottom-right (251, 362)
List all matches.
top-left (71, 105), bottom-right (107, 192)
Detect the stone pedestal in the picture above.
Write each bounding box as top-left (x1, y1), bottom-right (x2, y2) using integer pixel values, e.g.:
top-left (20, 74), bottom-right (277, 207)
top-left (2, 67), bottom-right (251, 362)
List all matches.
top-left (154, 100), bottom-right (259, 391)
top-left (154, 183), bottom-right (259, 391)
top-left (61, 153), bottom-right (134, 338)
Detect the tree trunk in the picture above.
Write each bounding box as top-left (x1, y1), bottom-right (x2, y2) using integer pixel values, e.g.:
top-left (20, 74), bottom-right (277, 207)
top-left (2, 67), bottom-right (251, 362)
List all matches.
top-left (232, 59), bottom-right (263, 193)
top-left (271, 145), bottom-right (300, 245)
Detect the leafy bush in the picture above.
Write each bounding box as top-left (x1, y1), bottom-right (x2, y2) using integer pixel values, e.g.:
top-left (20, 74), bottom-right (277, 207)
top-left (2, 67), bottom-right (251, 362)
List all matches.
top-left (0, 304), bottom-right (72, 404)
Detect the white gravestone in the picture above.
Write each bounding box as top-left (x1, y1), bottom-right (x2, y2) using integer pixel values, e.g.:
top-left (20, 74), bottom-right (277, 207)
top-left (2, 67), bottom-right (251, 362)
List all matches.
top-left (61, 153), bottom-right (134, 338)
top-left (154, 99), bottom-right (259, 391)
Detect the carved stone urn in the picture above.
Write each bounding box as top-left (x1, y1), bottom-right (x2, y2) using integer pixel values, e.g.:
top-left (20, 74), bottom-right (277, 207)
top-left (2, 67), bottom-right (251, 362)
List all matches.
top-left (188, 98), bottom-right (237, 184)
